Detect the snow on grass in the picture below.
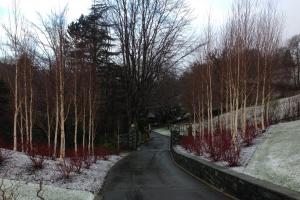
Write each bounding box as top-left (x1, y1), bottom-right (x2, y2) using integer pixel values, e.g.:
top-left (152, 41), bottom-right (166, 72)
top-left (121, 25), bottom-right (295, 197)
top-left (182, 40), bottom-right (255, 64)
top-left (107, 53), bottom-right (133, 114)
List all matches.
top-left (239, 120), bottom-right (300, 192)
top-left (153, 127), bottom-right (171, 137)
top-left (234, 132), bottom-right (268, 168)
top-left (176, 93), bottom-right (300, 135)
top-left (0, 149), bottom-right (127, 199)
top-left (0, 179), bottom-right (94, 200)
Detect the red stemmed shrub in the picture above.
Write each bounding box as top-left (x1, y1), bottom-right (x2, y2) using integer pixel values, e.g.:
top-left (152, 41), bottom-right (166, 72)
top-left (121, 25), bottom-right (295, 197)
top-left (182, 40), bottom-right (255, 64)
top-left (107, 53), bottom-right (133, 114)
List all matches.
top-left (242, 121), bottom-right (256, 146)
top-left (224, 145), bottom-right (241, 167)
top-left (203, 128), bottom-right (233, 162)
top-left (84, 157), bottom-right (93, 169)
top-left (95, 146), bottom-right (110, 161)
top-left (194, 134), bottom-right (203, 156)
top-left (221, 129), bottom-right (233, 159)
top-left (179, 127), bottom-right (242, 167)
top-left (70, 157), bottom-right (83, 173)
top-left (202, 130), bottom-right (216, 157)
top-left (180, 135), bottom-right (195, 152)
top-left (57, 159), bottom-right (73, 179)
top-left (64, 147), bottom-right (97, 169)
top-left (28, 148), bottom-right (45, 170)
top-left (29, 156), bottom-right (45, 170)
top-left (83, 155), bottom-right (93, 169)
top-left (65, 147), bottom-right (87, 173)
top-left (205, 133), bottom-right (214, 158)
top-left (210, 129), bottom-right (224, 161)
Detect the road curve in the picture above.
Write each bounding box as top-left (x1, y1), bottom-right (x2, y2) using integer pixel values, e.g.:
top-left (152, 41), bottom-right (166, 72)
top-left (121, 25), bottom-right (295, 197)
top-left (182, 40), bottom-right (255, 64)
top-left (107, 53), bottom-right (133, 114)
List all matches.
top-left (99, 132), bottom-right (231, 200)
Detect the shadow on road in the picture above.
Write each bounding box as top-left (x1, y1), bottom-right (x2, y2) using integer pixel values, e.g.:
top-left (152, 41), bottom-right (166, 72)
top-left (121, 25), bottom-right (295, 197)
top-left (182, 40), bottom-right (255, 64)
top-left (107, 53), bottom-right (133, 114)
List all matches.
top-left (98, 132), bottom-right (231, 200)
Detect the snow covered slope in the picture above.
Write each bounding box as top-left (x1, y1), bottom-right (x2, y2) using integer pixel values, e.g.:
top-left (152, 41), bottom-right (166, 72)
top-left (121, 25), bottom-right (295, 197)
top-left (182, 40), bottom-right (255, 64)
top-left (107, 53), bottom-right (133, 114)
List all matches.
top-left (242, 120), bottom-right (300, 192)
top-left (0, 179), bottom-right (94, 200)
top-left (0, 149), bottom-right (127, 199)
top-left (176, 93), bottom-right (300, 135)
top-left (153, 127), bottom-right (171, 137)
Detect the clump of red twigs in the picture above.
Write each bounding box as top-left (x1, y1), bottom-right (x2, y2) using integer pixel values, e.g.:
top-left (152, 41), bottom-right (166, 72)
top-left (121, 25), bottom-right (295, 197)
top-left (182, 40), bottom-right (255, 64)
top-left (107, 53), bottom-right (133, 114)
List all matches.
top-left (57, 159), bottom-right (74, 179)
top-left (70, 156), bottom-right (83, 174)
top-left (180, 128), bottom-right (243, 167)
top-left (28, 148), bottom-right (46, 170)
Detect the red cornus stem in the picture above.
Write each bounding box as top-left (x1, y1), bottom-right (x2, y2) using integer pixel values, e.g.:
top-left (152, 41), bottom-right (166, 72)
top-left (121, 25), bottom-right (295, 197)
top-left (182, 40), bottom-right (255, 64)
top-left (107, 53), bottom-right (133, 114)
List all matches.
top-left (57, 160), bottom-right (73, 179)
top-left (180, 128), bottom-right (242, 167)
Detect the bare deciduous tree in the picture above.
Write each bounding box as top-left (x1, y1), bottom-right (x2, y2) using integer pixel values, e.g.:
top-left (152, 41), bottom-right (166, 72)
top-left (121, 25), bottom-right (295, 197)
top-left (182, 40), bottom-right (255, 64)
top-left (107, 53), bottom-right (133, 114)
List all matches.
top-left (107, 0), bottom-right (201, 141)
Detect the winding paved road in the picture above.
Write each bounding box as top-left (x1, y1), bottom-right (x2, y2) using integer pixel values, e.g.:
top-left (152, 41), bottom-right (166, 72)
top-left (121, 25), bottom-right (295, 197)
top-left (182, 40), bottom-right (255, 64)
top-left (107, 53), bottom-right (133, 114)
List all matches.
top-left (99, 132), bottom-right (231, 200)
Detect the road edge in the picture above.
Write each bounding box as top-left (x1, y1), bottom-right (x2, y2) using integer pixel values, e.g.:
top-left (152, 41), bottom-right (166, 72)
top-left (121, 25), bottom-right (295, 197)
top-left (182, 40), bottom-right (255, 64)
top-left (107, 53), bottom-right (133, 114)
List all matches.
top-left (169, 150), bottom-right (238, 200)
top-left (93, 153), bottom-right (131, 200)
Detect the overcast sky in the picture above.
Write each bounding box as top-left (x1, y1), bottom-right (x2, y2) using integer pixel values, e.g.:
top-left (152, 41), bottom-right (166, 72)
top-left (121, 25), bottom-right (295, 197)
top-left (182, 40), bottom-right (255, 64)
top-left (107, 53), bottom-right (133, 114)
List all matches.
top-left (0, 0), bottom-right (299, 43)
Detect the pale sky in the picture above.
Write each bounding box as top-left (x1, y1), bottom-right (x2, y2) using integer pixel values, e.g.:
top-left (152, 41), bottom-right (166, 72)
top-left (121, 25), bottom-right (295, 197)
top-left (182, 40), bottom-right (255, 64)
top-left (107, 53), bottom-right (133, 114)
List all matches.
top-left (0, 0), bottom-right (299, 42)
top-left (187, 0), bottom-right (300, 42)
top-left (0, 0), bottom-right (92, 24)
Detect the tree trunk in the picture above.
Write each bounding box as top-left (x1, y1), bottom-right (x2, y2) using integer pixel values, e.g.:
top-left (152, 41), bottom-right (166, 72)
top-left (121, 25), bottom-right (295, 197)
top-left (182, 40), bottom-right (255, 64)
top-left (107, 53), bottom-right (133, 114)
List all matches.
top-left (59, 43), bottom-right (66, 160)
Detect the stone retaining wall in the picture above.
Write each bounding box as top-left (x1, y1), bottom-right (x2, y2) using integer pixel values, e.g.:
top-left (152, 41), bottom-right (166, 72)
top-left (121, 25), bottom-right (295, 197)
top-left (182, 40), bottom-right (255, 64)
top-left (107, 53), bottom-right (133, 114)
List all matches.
top-left (171, 131), bottom-right (300, 200)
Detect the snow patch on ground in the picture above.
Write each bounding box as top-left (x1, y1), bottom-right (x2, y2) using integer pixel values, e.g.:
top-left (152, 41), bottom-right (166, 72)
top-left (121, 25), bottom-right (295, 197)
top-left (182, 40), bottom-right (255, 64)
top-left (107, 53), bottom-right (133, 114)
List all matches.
top-left (240, 120), bottom-right (300, 192)
top-left (234, 132), bottom-right (268, 170)
top-left (153, 127), bottom-right (171, 137)
top-left (176, 93), bottom-right (300, 135)
top-left (0, 179), bottom-right (94, 200)
top-left (0, 149), bottom-right (126, 199)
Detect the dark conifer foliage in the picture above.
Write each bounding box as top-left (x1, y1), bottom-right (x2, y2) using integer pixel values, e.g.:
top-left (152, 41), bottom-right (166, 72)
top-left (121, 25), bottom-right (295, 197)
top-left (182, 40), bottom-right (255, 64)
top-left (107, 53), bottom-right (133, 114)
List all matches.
top-left (0, 80), bottom-right (11, 140)
top-left (68, 4), bottom-right (127, 145)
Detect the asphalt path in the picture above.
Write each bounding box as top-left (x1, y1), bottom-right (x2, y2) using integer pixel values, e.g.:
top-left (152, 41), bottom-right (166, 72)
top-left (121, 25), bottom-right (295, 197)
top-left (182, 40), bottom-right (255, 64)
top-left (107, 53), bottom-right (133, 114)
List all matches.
top-left (99, 132), bottom-right (231, 200)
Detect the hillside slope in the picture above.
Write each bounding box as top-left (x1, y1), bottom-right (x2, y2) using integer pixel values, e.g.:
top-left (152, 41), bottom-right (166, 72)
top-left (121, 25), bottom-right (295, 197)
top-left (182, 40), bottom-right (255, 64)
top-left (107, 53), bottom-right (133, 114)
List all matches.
top-left (242, 120), bottom-right (300, 192)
